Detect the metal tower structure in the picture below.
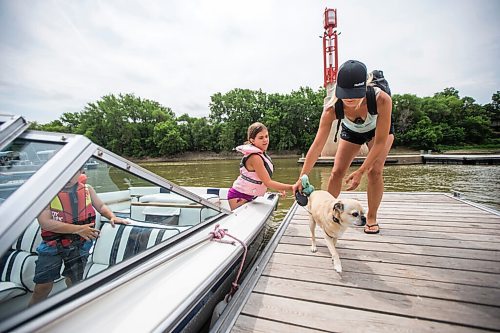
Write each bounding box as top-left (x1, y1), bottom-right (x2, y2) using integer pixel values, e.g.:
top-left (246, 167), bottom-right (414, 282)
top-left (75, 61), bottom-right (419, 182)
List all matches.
top-left (323, 8), bottom-right (338, 87)
top-left (320, 7), bottom-right (341, 157)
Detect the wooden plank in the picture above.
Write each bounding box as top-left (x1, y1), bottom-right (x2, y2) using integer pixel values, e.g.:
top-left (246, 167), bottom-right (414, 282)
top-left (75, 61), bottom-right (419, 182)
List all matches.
top-left (232, 315), bottom-right (319, 333)
top-left (294, 209), bottom-right (500, 220)
top-left (262, 261), bottom-right (500, 307)
top-left (284, 226), bottom-right (500, 251)
top-left (293, 215), bottom-right (500, 225)
top-left (253, 276), bottom-right (500, 330)
top-left (291, 218), bottom-right (500, 233)
top-left (279, 235), bottom-right (500, 261)
top-left (240, 293), bottom-right (488, 333)
top-left (275, 243), bottom-right (500, 273)
top-left (269, 253), bottom-right (500, 288)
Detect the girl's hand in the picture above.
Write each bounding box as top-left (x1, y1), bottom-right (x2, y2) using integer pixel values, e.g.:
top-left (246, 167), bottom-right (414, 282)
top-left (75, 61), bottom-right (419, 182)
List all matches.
top-left (279, 190), bottom-right (286, 198)
top-left (345, 169), bottom-right (364, 191)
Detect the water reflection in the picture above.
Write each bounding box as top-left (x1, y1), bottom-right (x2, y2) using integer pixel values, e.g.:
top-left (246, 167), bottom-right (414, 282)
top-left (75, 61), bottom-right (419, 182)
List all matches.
top-left (141, 158), bottom-right (500, 222)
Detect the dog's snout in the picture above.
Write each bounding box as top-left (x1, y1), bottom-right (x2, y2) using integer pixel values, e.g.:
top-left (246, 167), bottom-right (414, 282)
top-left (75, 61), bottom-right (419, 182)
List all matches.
top-left (360, 215), bottom-right (366, 226)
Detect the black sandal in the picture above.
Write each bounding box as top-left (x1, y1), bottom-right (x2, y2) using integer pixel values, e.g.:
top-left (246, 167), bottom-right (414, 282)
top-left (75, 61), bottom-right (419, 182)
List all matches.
top-left (364, 223), bottom-right (380, 234)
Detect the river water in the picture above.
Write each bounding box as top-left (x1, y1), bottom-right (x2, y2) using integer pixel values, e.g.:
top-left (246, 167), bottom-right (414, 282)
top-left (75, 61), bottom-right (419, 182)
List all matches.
top-left (140, 158), bottom-right (500, 222)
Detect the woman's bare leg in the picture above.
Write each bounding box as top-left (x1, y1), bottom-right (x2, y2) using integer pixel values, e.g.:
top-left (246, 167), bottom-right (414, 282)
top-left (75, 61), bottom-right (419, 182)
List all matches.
top-left (365, 134), bottom-right (394, 232)
top-left (328, 139), bottom-right (361, 197)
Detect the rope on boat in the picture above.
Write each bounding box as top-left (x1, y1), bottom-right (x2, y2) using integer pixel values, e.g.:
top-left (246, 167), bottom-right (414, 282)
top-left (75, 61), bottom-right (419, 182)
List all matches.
top-left (210, 224), bottom-right (248, 298)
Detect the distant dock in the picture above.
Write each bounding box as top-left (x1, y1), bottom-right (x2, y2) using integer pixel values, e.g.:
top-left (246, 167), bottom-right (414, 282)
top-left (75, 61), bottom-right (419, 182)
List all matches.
top-left (212, 192), bottom-right (500, 333)
top-left (297, 154), bottom-right (500, 165)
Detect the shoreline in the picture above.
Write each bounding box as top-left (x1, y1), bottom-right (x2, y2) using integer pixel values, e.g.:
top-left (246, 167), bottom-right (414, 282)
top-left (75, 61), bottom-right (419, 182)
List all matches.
top-left (130, 147), bottom-right (500, 163)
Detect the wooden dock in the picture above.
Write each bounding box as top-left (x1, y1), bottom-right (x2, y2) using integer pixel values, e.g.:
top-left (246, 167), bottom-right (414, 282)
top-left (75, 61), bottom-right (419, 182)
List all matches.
top-left (213, 192), bottom-right (500, 333)
top-left (423, 154), bottom-right (500, 165)
top-left (297, 154), bottom-right (500, 165)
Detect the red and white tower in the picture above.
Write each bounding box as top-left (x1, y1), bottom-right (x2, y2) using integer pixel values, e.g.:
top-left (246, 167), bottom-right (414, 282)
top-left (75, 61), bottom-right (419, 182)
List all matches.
top-left (320, 8), bottom-right (340, 157)
top-left (323, 8), bottom-right (338, 88)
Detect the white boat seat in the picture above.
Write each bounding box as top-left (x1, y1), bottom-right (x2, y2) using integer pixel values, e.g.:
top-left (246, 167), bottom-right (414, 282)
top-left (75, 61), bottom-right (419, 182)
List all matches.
top-left (85, 222), bottom-right (186, 278)
top-left (131, 193), bottom-right (220, 226)
top-left (0, 219), bottom-right (41, 303)
top-left (142, 207), bottom-right (180, 225)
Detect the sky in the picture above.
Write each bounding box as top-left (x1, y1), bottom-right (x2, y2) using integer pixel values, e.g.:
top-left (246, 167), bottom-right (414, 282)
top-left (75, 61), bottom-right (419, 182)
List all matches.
top-left (0, 0), bottom-right (499, 124)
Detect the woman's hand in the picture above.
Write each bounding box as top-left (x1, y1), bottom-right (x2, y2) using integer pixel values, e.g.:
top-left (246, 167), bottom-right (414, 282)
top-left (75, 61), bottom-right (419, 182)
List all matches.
top-left (292, 178), bottom-right (303, 194)
top-left (345, 169), bottom-right (365, 191)
top-left (279, 190), bottom-right (286, 198)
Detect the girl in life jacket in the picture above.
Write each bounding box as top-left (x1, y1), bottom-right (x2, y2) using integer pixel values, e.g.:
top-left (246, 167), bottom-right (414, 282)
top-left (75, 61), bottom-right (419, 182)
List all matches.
top-left (228, 122), bottom-right (294, 210)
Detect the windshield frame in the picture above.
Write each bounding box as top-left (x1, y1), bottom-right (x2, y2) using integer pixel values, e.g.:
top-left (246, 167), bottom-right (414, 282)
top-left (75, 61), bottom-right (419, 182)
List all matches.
top-left (0, 125), bottom-right (231, 332)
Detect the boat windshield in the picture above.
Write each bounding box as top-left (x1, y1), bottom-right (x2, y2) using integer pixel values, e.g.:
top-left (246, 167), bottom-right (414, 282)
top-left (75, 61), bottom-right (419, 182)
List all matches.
top-left (0, 141), bottom-right (224, 324)
top-left (0, 139), bottom-right (63, 204)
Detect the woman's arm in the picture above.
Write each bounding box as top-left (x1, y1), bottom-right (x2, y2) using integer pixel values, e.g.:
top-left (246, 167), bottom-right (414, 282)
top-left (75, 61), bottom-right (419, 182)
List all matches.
top-left (300, 107), bottom-right (336, 176)
top-left (292, 106), bottom-right (336, 193)
top-left (345, 91), bottom-right (392, 190)
top-left (247, 155), bottom-right (293, 192)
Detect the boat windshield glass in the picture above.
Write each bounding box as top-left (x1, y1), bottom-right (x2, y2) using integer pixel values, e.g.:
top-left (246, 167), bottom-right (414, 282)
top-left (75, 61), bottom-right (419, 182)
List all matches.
top-left (0, 154), bottom-right (222, 322)
top-left (0, 139), bottom-right (63, 205)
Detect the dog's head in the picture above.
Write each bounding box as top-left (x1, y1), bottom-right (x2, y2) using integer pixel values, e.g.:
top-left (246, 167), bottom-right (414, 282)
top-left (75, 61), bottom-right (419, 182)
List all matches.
top-left (332, 199), bottom-right (366, 226)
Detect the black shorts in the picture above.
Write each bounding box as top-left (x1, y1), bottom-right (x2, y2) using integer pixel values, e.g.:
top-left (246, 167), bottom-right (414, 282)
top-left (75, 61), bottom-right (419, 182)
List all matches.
top-left (340, 123), bottom-right (395, 145)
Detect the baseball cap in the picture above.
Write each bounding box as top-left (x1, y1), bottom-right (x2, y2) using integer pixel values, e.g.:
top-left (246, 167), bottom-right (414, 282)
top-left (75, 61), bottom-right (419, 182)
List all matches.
top-left (335, 60), bottom-right (367, 99)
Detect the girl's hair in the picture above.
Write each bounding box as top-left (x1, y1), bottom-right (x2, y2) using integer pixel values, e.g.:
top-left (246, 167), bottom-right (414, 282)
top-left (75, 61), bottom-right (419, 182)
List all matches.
top-left (324, 71), bottom-right (374, 112)
top-left (246, 122), bottom-right (267, 143)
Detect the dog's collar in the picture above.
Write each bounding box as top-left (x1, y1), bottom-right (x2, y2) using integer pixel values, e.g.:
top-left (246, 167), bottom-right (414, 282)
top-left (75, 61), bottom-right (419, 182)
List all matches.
top-left (323, 216), bottom-right (341, 239)
top-left (324, 228), bottom-right (336, 239)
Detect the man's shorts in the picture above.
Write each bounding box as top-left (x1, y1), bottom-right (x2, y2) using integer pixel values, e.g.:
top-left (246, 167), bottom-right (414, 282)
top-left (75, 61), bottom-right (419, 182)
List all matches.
top-left (33, 240), bottom-right (92, 284)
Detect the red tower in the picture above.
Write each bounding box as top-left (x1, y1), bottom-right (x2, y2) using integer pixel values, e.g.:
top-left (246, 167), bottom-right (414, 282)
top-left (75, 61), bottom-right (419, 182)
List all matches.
top-left (323, 8), bottom-right (338, 87)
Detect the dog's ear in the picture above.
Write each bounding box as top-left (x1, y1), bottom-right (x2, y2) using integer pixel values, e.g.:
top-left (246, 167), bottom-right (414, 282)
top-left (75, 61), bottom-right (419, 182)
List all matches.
top-left (334, 201), bottom-right (344, 212)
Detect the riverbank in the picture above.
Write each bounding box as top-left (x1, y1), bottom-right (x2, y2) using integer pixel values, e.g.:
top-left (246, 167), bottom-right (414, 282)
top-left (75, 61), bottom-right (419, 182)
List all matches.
top-left (131, 146), bottom-right (500, 163)
top-left (130, 150), bottom-right (302, 163)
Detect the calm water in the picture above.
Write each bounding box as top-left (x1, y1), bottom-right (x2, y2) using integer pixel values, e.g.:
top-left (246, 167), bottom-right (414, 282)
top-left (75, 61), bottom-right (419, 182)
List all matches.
top-left (140, 158), bottom-right (500, 222)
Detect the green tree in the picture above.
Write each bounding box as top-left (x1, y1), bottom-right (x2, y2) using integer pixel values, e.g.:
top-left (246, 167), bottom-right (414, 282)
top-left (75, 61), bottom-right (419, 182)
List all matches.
top-left (77, 93), bottom-right (175, 157)
top-left (153, 120), bottom-right (187, 155)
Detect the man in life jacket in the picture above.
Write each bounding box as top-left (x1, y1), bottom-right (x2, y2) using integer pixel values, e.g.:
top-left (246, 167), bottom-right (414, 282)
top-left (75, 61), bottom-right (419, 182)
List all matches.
top-left (29, 169), bottom-right (130, 305)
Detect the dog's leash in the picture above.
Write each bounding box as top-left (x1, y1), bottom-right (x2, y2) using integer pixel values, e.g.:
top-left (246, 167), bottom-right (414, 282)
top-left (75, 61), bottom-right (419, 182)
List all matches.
top-left (295, 175), bottom-right (314, 215)
top-left (295, 175), bottom-right (314, 206)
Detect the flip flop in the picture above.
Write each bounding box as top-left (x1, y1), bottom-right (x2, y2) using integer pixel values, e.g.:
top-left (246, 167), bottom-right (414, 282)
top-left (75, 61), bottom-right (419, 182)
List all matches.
top-left (364, 223), bottom-right (380, 234)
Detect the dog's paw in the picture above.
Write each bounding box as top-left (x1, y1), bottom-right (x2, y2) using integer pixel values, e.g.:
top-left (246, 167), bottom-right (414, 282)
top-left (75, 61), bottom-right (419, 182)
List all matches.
top-left (310, 244), bottom-right (317, 253)
top-left (332, 259), bottom-right (342, 273)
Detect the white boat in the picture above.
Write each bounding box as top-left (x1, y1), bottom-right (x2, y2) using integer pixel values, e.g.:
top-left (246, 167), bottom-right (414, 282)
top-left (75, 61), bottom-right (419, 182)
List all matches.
top-left (0, 115), bottom-right (279, 332)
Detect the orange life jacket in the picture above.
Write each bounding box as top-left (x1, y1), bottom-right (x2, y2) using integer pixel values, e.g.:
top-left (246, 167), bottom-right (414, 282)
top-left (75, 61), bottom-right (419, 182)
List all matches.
top-left (41, 183), bottom-right (96, 243)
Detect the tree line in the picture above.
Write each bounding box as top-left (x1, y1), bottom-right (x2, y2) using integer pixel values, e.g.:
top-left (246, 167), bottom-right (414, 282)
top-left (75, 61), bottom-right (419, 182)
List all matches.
top-left (30, 87), bottom-right (499, 158)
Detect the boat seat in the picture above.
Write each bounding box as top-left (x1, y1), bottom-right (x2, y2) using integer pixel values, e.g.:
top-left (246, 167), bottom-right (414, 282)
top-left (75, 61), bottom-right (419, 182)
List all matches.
top-left (131, 193), bottom-right (220, 226)
top-left (0, 219), bottom-right (41, 303)
top-left (85, 222), bottom-right (187, 278)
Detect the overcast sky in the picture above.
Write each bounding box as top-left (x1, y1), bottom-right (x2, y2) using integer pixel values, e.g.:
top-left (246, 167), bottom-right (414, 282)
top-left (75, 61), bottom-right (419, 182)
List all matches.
top-left (1, 0), bottom-right (499, 123)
